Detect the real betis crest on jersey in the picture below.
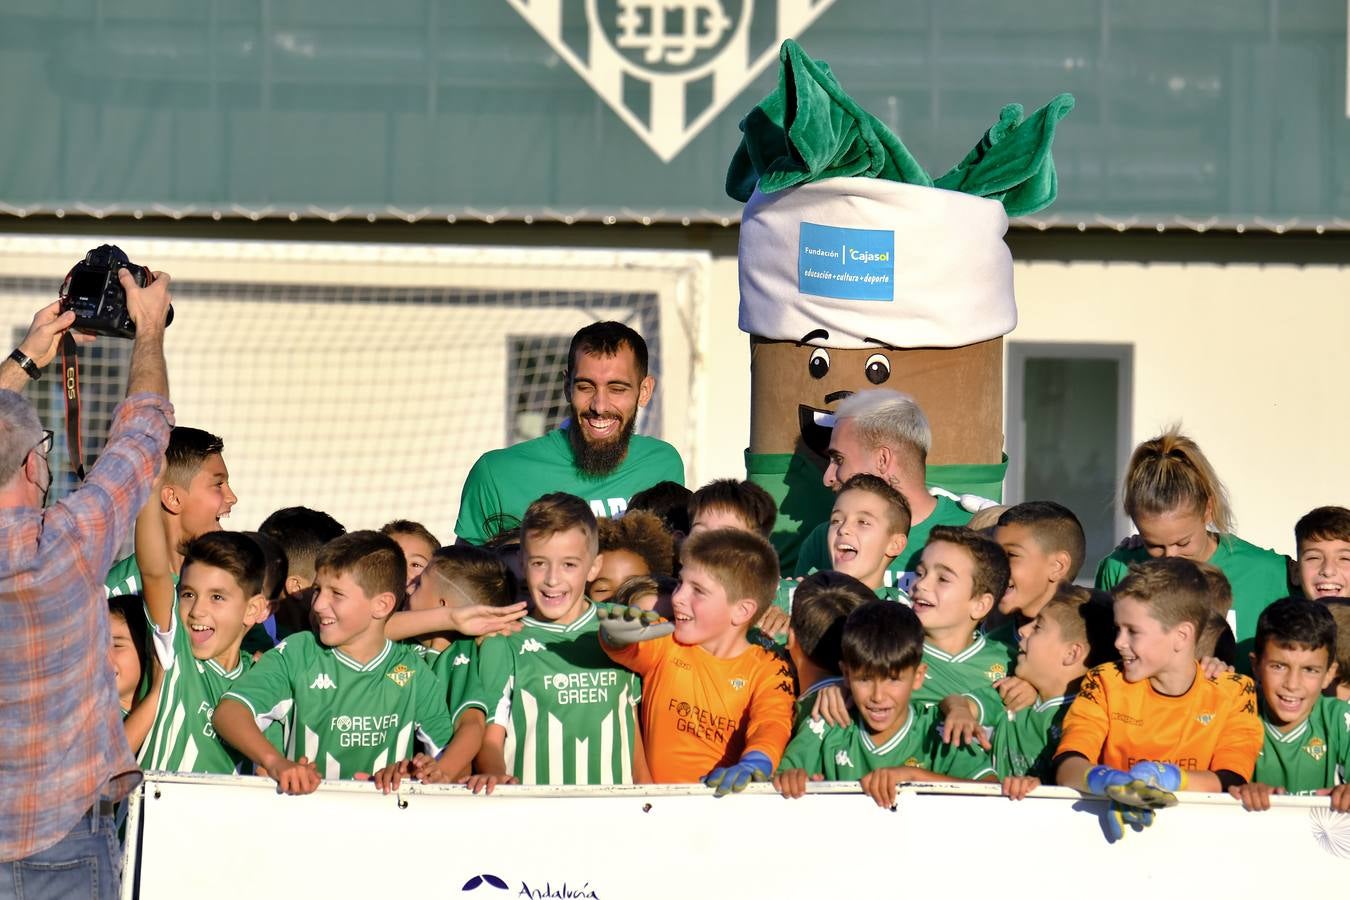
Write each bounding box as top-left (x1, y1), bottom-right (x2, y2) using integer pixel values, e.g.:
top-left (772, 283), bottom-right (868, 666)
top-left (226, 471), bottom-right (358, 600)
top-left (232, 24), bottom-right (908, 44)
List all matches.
top-left (1254, 696), bottom-right (1350, 795)
top-left (223, 633), bottom-right (454, 781)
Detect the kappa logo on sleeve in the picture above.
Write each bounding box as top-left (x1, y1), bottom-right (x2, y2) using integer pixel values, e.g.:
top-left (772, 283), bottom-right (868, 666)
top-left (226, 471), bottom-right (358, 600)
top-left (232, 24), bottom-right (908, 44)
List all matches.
top-left (309, 673), bottom-right (336, 690)
top-left (453, 653), bottom-right (471, 666)
top-left (834, 750), bottom-right (853, 768)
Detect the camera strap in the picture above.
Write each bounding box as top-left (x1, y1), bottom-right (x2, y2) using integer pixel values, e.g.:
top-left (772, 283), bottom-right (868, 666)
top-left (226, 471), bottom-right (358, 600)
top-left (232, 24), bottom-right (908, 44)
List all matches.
top-left (60, 332), bottom-right (86, 480)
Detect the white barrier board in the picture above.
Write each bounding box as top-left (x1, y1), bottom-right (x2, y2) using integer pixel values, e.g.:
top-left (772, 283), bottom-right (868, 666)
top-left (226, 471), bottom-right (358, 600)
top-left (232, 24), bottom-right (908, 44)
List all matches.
top-left (127, 775), bottom-right (1350, 899)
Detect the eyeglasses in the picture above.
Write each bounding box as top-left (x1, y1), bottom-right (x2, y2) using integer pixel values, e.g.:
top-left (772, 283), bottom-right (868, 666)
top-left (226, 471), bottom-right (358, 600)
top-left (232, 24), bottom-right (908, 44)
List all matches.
top-left (32, 429), bottom-right (53, 459)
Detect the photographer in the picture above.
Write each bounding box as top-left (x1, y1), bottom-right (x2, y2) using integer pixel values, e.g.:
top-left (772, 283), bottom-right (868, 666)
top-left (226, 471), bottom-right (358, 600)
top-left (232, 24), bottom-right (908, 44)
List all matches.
top-left (0, 267), bottom-right (173, 898)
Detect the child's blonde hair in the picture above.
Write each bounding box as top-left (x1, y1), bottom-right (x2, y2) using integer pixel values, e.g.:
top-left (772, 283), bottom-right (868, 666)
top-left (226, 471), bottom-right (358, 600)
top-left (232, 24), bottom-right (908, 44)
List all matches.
top-left (1112, 557), bottom-right (1211, 635)
top-left (1123, 427), bottom-right (1233, 533)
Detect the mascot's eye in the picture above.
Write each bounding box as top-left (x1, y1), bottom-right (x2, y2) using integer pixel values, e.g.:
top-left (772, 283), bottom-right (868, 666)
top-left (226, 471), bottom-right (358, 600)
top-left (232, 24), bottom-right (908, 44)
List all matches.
top-left (808, 348), bottom-right (831, 380)
top-left (864, 353), bottom-right (891, 385)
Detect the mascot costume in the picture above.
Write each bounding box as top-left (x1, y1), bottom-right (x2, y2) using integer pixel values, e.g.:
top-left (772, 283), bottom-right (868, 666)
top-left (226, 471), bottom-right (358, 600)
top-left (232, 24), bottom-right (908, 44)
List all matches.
top-left (728, 41), bottom-right (1074, 573)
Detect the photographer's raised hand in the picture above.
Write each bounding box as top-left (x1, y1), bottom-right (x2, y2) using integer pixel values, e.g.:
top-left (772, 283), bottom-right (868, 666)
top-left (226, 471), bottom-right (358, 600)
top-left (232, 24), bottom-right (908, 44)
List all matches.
top-left (0, 300), bottom-right (92, 392)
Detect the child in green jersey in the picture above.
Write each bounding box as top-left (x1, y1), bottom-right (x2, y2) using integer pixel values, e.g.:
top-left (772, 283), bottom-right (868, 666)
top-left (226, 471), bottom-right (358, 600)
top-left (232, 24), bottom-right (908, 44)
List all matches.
top-left (589, 510), bottom-right (675, 603)
top-left (380, 545), bottom-right (524, 783)
top-left (909, 526), bottom-right (1014, 722)
top-left (380, 519), bottom-right (440, 593)
top-left (136, 483), bottom-right (269, 775)
top-left (466, 493), bottom-right (643, 790)
top-left (1295, 506), bottom-right (1350, 600)
top-left (941, 586), bottom-right (1116, 798)
top-left (992, 501), bottom-right (1085, 638)
top-left (1325, 601), bottom-right (1350, 702)
top-left (257, 505), bottom-right (346, 641)
top-left (106, 427), bottom-right (238, 598)
top-left (688, 478), bottom-right (777, 538)
top-left (214, 531), bottom-right (455, 795)
top-left (786, 572), bottom-right (871, 730)
top-left (774, 600), bottom-right (995, 807)
top-left (827, 475), bottom-right (910, 602)
top-left (1095, 428), bottom-right (1289, 665)
top-left (1231, 598), bottom-right (1350, 812)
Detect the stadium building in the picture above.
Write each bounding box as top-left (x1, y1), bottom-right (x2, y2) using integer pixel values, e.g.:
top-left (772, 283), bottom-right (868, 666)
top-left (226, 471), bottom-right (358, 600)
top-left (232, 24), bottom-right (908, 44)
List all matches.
top-left (1, 1), bottom-right (1347, 566)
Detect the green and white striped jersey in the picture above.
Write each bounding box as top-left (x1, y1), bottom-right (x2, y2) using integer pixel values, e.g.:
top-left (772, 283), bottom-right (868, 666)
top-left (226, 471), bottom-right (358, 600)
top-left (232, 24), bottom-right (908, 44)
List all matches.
top-left (1254, 696), bottom-right (1350, 794)
top-left (469, 604), bottom-right (641, 785)
top-left (139, 606), bottom-right (253, 775)
top-left (223, 633), bottom-right (454, 781)
top-left (779, 703), bottom-right (995, 781)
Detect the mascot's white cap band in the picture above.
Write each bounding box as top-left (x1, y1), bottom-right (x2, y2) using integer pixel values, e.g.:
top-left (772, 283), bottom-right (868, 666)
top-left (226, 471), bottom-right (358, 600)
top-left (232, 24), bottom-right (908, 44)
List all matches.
top-left (738, 177), bottom-right (1016, 349)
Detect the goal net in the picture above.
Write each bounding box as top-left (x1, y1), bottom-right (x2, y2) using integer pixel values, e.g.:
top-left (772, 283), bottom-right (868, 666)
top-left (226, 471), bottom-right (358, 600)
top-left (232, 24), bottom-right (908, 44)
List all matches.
top-left (0, 237), bottom-right (707, 546)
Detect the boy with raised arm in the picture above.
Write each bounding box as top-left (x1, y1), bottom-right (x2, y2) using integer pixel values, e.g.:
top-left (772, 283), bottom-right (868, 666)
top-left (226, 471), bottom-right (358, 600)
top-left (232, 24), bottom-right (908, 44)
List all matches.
top-left (214, 531), bottom-right (454, 794)
top-left (135, 480), bottom-right (268, 774)
top-left (599, 528), bottom-right (795, 794)
top-left (106, 426), bottom-right (237, 598)
top-left (1053, 558), bottom-right (1263, 828)
top-left (774, 600), bottom-right (995, 808)
top-left (1230, 597), bottom-right (1350, 812)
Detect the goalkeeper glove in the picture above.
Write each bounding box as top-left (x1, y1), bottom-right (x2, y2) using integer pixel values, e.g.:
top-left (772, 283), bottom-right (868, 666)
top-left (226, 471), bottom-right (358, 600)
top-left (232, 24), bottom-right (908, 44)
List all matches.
top-left (703, 751), bottom-right (773, 798)
top-left (1103, 802), bottom-right (1156, 843)
top-left (1085, 765), bottom-right (1177, 810)
top-left (596, 604), bottom-right (674, 648)
top-left (1127, 761), bottom-right (1188, 792)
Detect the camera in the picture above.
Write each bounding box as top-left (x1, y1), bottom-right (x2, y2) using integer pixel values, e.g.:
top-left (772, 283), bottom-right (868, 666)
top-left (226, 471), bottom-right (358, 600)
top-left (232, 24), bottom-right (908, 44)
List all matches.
top-left (59, 244), bottom-right (173, 338)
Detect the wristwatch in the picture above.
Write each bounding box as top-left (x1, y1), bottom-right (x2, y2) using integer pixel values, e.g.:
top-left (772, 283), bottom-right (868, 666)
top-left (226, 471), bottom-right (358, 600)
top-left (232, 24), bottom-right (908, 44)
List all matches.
top-left (7, 348), bottom-right (41, 380)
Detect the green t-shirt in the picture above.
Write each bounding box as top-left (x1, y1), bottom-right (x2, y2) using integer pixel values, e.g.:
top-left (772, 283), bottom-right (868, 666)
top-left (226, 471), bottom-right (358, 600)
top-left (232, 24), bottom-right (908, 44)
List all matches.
top-left (1253, 696), bottom-right (1350, 795)
top-left (794, 494), bottom-right (973, 592)
top-left (746, 450), bottom-right (838, 576)
top-left (793, 676), bottom-right (846, 733)
top-left (454, 428), bottom-right (685, 544)
top-left (412, 639), bottom-right (480, 724)
top-left (105, 553), bottom-right (142, 598)
top-left (913, 634), bottom-right (1015, 726)
top-left (140, 606), bottom-right (254, 775)
top-left (982, 689), bottom-right (1075, 779)
top-left (469, 604), bottom-right (642, 785)
top-left (779, 702), bottom-right (995, 781)
top-left (1094, 534), bottom-right (1291, 663)
top-left (223, 633), bottom-right (454, 781)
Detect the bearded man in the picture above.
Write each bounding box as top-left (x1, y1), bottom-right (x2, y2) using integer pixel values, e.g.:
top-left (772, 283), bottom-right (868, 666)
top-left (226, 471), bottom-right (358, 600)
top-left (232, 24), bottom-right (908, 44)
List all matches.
top-left (453, 321), bottom-right (685, 544)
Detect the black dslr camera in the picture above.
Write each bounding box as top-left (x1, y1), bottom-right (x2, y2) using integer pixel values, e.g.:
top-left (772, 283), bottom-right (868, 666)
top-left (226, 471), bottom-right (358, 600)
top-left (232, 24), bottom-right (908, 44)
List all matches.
top-left (59, 244), bottom-right (172, 338)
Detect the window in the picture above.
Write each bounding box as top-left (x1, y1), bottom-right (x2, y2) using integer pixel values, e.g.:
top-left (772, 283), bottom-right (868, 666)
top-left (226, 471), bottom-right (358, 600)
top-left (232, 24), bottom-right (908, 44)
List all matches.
top-left (1006, 342), bottom-right (1134, 577)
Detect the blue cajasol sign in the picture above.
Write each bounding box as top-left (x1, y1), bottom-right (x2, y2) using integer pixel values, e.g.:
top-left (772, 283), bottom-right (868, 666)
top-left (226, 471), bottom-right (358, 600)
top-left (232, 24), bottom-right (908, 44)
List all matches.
top-left (797, 222), bottom-right (895, 302)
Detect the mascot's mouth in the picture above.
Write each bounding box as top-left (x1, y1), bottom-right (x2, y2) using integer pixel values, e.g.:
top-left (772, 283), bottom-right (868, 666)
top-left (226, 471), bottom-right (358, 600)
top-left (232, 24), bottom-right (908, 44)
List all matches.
top-left (798, 405), bottom-right (838, 458)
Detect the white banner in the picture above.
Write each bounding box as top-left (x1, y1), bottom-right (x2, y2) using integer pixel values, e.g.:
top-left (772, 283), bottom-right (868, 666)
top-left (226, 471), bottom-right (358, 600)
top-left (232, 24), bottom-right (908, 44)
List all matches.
top-left (124, 775), bottom-right (1350, 899)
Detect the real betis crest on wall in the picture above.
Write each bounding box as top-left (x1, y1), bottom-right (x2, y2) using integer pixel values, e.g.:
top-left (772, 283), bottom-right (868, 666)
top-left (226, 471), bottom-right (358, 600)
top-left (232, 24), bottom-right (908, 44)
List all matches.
top-left (506, 0), bottom-right (836, 161)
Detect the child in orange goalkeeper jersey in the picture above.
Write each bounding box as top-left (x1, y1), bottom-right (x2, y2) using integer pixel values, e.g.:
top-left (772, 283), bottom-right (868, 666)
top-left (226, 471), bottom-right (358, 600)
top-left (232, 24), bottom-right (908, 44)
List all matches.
top-left (1053, 558), bottom-right (1263, 831)
top-left (599, 528), bottom-right (794, 794)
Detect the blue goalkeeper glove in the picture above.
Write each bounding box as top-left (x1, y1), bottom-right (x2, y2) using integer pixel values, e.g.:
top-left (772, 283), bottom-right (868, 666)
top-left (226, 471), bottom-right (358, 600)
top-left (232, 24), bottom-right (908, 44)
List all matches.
top-left (703, 751), bottom-right (773, 798)
top-left (1127, 761), bottom-right (1187, 792)
top-left (1086, 764), bottom-right (1177, 811)
top-left (1103, 802), bottom-right (1156, 843)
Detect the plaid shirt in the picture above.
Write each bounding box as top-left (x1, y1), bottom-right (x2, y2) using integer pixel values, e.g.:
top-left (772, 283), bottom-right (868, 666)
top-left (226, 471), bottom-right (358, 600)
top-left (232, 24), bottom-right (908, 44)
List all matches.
top-left (0, 391), bottom-right (173, 860)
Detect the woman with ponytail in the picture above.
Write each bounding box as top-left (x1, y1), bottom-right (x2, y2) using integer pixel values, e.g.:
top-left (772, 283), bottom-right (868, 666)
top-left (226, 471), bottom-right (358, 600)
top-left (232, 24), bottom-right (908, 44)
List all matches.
top-left (1095, 427), bottom-right (1290, 661)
